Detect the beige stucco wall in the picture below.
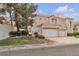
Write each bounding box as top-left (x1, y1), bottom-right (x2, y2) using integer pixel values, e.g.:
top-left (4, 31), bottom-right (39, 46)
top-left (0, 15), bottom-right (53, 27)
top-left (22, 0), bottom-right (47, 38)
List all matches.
top-left (65, 19), bottom-right (74, 33)
top-left (59, 30), bottom-right (67, 37)
top-left (74, 25), bottom-right (79, 32)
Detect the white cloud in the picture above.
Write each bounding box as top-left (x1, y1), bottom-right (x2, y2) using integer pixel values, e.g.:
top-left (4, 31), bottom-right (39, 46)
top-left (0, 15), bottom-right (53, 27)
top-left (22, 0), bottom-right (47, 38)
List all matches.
top-left (54, 5), bottom-right (74, 13)
top-left (63, 13), bottom-right (79, 17)
top-left (62, 12), bottom-right (79, 21)
top-left (53, 5), bottom-right (79, 21)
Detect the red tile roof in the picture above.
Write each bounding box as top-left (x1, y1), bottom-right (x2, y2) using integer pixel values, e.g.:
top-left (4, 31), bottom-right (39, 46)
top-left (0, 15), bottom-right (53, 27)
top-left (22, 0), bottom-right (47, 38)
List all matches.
top-left (37, 22), bottom-right (66, 29)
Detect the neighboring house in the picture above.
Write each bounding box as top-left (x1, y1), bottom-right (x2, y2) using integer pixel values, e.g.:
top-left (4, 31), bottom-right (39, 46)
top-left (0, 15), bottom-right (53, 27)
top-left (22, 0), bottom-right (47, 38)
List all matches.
top-left (8, 20), bottom-right (16, 26)
top-left (0, 16), bottom-right (13, 40)
top-left (0, 24), bottom-right (14, 40)
top-left (0, 16), bottom-right (6, 24)
top-left (74, 23), bottom-right (79, 32)
top-left (32, 13), bottom-right (74, 37)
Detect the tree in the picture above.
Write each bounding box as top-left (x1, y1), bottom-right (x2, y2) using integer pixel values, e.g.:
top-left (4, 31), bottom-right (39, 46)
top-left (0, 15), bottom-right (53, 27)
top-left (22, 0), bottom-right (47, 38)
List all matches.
top-left (0, 3), bottom-right (37, 36)
top-left (5, 4), bottom-right (14, 26)
top-left (0, 4), bottom-right (14, 26)
top-left (15, 3), bottom-right (37, 34)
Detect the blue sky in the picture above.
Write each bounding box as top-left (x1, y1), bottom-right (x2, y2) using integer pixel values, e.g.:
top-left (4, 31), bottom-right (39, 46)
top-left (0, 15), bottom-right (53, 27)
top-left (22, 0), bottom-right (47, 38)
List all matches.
top-left (36, 3), bottom-right (79, 21)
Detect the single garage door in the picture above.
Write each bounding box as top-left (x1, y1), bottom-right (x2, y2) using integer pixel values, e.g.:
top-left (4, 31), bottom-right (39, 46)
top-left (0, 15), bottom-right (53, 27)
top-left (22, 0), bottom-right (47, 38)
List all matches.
top-left (59, 30), bottom-right (67, 37)
top-left (42, 28), bottom-right (59, 37)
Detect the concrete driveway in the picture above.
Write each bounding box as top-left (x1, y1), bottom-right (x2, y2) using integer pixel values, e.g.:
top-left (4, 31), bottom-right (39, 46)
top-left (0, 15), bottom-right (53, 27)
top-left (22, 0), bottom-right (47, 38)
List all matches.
top-left (47, 37), bottom-right (79, 45)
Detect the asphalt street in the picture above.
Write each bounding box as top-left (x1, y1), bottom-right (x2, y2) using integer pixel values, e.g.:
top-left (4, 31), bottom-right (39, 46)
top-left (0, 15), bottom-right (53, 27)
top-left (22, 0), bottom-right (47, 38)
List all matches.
top-left (0, 44), bottom-right (79, 56)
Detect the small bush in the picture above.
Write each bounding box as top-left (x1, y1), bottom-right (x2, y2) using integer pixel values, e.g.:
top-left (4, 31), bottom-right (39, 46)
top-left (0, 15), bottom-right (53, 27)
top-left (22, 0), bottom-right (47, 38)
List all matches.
top-left (34, 32), bottom-right (45, 39)
top-left (21, 31), bottom-right (28, 36)
top-left (37, 35), bottom-right (45, 39)
top-left (9, 31), bottom-right (29, 37)
top-left (67, 33), bottom-right (73, 36)
top-left (9, 31), bottom-right (21, 37)
top-left (67, 32), bottom-right (79, 37)
top-left (34, 32), bottom-right (38, 37)
top-left (9, 31), bottom-right (17, 37)
top-left (16, 32), bottom-right (21, 36)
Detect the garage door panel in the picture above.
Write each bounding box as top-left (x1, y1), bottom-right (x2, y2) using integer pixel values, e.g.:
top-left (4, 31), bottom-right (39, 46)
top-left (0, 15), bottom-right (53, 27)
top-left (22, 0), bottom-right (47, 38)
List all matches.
top-left (59, 30), bottom-right (67, 37)
top-left (42, 29), bottom-right (58, 37)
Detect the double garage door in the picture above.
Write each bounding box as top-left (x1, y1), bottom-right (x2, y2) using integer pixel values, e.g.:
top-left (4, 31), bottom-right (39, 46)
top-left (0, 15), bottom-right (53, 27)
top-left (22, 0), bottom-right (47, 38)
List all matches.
top-left (42, 28), bottom-right (59, 37)
top-left (42, 28), bottom-right (67, 37)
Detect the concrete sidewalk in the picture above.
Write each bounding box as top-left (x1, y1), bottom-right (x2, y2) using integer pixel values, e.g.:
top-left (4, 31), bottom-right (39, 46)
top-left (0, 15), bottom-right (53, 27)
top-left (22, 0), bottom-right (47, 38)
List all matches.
top-left (0, 37), bottom-right (79, 52)
top-left (48, 37), bottom-right (79, 44)
top-left (0, 43), bottom-right (59, 52)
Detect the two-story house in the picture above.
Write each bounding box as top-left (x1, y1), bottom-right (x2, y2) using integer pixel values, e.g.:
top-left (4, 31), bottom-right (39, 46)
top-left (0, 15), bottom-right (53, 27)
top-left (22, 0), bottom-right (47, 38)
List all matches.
top-left (32, 13), bottom-right (74, 37)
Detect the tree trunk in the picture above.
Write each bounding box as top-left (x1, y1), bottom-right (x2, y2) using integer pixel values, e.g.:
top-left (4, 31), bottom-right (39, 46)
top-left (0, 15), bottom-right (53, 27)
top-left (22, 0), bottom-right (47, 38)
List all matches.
top-left (10, 11), bottom-right (13, 26)
top-left (14, 10), bottom-right (20, 32)
top-left (16, 21), bottom-right (20, 32)
top-left (26, 23), bottom-right (29, 36)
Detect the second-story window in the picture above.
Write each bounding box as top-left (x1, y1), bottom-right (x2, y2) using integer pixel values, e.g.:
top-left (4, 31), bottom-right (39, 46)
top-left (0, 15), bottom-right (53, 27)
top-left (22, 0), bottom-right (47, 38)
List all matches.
top-left (70, 21), bottom-right (72, 28)
top-left (52, 19), bottom-right (57, 23)
top-left (52, 19), bottom-right (54, 23)
top-left (39, 17), bottom-right (42, 20)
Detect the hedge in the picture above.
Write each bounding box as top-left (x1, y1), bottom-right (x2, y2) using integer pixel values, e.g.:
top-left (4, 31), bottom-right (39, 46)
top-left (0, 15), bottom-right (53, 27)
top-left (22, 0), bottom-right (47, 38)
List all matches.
top-left (67, 32), bottom-right (79, 36)
top-left (9, 31), bottom-right (28, 37)
top-left (34, 32), bottom-right (45, 39)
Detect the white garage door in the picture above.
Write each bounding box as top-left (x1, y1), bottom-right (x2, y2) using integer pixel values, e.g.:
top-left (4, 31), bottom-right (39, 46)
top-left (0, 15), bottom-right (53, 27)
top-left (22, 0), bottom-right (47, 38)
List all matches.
top-left (42, 28), bottom-right (59, 37)
top-left (59, 30), bottom-right (67, 37)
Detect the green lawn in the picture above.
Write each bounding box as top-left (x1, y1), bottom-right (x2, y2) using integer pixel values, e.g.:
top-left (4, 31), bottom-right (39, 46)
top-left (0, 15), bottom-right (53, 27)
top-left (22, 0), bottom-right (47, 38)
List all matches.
top-left (75, 35), bottom-right (79, 38)
top-left (0, 37), bottom-right (52, 46)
